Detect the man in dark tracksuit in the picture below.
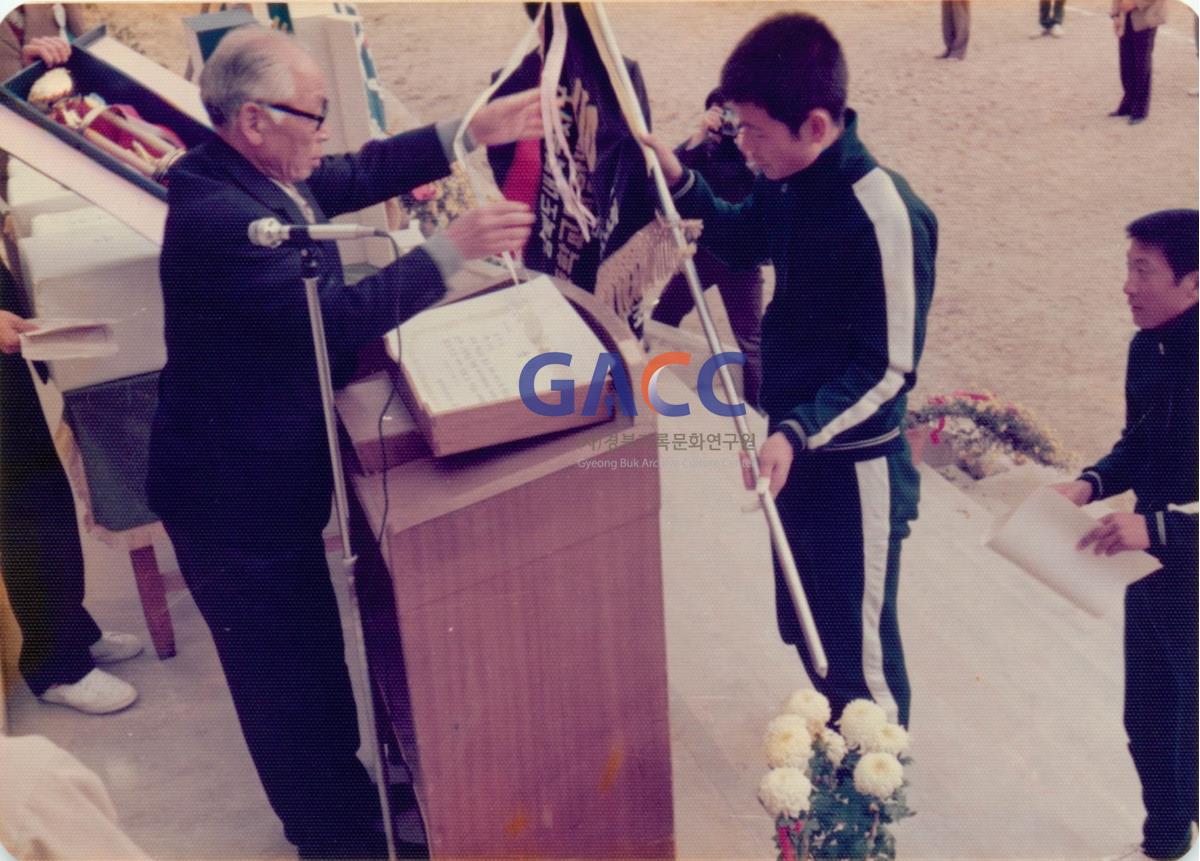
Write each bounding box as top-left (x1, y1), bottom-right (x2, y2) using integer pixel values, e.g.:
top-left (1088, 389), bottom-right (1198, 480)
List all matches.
top-left (1057, 209), bottom-right (1197, 861)
top-left (644, 12), bottom-right (936, 727)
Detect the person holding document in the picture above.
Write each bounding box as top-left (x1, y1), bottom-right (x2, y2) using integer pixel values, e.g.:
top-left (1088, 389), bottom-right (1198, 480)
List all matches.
top-left (1054, 209), bottom-right (1197, 861)
top-left (1, 4), bottom-right (145, 717)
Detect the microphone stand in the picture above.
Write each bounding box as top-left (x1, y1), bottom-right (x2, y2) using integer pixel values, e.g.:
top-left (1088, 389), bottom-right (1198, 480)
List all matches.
top-left (299, 247), bottom-right (399, 861)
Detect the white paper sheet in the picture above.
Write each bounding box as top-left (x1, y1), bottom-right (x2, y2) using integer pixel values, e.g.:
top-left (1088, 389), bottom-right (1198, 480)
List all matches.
top-left (984, 486), bottom-right (1161, 617)
top-left (19, 318), bottom-right (117, 361)
top-left (398, 276), bottom-right (608, 414)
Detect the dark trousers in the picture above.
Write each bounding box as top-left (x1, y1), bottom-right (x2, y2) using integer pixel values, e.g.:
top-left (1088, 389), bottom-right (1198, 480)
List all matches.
top-left (651, 249), bottom-right (764, 408)
top-left (773, 448), bottom-right (918, 727)
top-left (941, 0), bottom-right (970, 58)
top-left (1117, 22), bottom-right (1157, 119)
top-left (164, 522), bottom-right (386, 859)
top-left (1124, 566), bottom-right (1198, 859)
top-left (0, 265), bottom-right (98, 696)
top-left (1039, 0), bottom-right (1065, 29)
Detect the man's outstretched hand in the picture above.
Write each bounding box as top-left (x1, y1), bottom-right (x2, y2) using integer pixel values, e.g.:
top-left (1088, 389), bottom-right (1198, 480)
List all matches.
top-left (441, 200), bottom-right (535, 261)
top-left (467, 89), bottom-right (543, 147)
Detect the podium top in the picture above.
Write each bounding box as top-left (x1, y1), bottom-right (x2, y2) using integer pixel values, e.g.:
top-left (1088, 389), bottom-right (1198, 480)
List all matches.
top-left (339, 276), bottom-right (655, 533)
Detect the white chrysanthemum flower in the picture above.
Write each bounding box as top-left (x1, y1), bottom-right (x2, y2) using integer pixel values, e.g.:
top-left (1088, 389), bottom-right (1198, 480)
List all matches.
top-left (838, 699), bottom-right (888, 749)
top-left (817, 728), bottom-right (848, 766)
top-left (863, 722), bottom-right (911, 757)
top-left (766, 724), bottom-right (813, 769)
top-left (853, 752), bottom-right (904, 799)
top-left (764, 714), bottom-right (812, 769)
top-left (782, 688), bottom-right (831, 734)
top-left (757, 767), bottom-right (813, 819)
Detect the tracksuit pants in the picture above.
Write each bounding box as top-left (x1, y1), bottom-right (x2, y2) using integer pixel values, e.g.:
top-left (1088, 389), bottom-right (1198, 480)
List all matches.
top-left (1124, 565), bottom-right (1198, 859)
top-left (773, 446), bottom-right (918, 727)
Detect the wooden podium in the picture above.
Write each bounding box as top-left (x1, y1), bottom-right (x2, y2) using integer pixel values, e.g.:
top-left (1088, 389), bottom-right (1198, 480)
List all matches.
top-left (337, 282), bottom-right (674, 859)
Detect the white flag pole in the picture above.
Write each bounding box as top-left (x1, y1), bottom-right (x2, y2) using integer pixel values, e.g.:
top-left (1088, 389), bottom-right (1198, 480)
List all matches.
top-left (581, 1), bottom-right (827, 678)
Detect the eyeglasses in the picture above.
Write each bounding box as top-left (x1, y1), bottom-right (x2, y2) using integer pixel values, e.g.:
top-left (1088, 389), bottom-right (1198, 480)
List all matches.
top-left (260, 99), bottom-right (328, 130)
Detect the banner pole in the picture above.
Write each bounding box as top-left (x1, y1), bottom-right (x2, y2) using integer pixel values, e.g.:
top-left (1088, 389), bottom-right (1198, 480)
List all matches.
top-left (583, 1), bottom-right (827, 678)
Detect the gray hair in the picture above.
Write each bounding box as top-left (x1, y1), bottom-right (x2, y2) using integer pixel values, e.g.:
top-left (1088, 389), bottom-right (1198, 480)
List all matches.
top-left (199, 26), bottom-right (305, 129)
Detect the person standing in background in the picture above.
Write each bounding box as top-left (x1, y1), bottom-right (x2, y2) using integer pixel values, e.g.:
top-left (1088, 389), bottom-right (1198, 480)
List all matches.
top-left (650, 88), bottom-right (764, 407)
top-left (1109, 0), bottom-right (1169, 125)
top-left (1035, 0), bottom-right (1066, 37)
top-left (937, 0), bottom-right (970, 60)
top-left (1, 3), bottom-right (144, 717)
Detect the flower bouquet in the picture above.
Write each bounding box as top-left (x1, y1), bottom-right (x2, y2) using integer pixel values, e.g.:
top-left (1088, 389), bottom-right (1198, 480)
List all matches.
top-left (400, 161), bottom-right (476, 236)
top-left (758, 692), bottom-right (914, 860)
top-left (905, 390), bottom-right (1074, 479)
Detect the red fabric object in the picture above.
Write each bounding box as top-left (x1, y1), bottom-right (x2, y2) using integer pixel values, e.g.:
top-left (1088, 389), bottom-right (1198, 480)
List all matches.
top-left (500, 137), bottom-right (542, 208)
top-left (50, 97), bottom-right (185, 157)
top-left (778, 824), bottom-right (797, 861)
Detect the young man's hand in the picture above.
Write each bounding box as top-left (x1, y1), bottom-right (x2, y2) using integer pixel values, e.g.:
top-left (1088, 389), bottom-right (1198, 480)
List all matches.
top-left (637, 132), bottom-right (685, 187)
top-left (1077, 512), bottom-right (1151, 555)
top-left (1052, 480), bottom-right (1094, 507)
top-left (757, 431), bottom-right (794, 498)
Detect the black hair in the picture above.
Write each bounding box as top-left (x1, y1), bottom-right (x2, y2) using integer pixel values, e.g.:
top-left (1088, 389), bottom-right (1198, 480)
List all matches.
top-left (1127, 209), bottom-right (1200, 281)
top-left (719, 12), bottom-right (847, 134)
top-left (704, 88), bottom-right (725, 111)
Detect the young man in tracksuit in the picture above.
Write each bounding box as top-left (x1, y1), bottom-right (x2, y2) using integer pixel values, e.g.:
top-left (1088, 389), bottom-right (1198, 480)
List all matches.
top-left (1056, 209), bottom-right (1197, 861)
top-left (642, 12), bottom-right (936, 726)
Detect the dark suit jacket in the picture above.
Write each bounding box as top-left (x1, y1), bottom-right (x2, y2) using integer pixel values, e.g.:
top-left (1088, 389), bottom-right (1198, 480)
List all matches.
top-left (147, 128), bottom-right (449, 540)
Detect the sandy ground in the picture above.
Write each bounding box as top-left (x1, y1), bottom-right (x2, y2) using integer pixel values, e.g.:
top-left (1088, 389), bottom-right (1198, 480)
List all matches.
top-left (83, 0), bottom-right (1200, 467)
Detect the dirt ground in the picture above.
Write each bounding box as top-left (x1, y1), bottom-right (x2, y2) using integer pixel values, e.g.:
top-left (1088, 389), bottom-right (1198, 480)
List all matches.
top-left (82, 0), bottom-right (1200, 464)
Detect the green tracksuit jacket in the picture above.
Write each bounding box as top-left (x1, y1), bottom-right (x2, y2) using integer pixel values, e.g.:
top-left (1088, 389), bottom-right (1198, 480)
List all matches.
top-left (672, 109), bottom-right (937, 457)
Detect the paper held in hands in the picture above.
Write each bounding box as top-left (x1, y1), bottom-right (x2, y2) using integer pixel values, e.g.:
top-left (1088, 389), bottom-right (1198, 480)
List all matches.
top-left (18, 319), bottom-right (118, 361)
top-left (985, 486), bottom-right (1161, 617)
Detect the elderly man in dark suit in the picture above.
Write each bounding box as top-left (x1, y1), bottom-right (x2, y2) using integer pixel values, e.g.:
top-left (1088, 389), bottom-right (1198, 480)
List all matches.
top-left (147, 25), bottom-right (538, 859)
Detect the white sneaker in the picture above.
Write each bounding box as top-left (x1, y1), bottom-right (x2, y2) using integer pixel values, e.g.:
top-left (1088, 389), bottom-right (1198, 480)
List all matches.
top-left (89, 631), bottom-right (143, 664)
top-left (1050, 24), bottom-right (1064, 37)
top-left (40, 669), bottom-right (138, 715)
top-left (1031, 27), bottom-right (1050, 38)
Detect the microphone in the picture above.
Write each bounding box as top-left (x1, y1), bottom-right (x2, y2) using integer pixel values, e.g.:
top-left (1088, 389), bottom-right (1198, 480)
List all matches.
top-left (247, 218), bottom-right (387, 248)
